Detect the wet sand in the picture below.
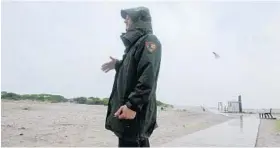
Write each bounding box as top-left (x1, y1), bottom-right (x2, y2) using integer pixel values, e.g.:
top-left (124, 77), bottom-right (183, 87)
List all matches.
top-left (256, 119), bottom-right (280, 147)
top-left (163, 116), bottom-right (259, 147)
top-left (1, 100), bottom-right (229, 147)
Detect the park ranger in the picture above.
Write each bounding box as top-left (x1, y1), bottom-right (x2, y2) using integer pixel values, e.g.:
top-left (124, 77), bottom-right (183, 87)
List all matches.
top-left (101, 6), bottom-right (162, 147)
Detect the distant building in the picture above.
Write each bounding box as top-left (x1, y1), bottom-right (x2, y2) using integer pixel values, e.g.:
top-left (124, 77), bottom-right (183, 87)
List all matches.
top-left (218, 102), bottom-right (223, 112)
top-left (227, 101), bottom-right (240, 113)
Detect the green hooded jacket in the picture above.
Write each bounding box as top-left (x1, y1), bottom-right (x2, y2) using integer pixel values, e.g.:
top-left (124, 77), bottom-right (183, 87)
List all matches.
top-left (105, 6), bottom-right (162, 141)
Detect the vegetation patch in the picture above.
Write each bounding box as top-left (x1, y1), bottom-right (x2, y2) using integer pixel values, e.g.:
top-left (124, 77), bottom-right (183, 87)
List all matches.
top-left (275, 120), bottom-right (280, 132)
top-left (1, 91), bottom-right (172, 107)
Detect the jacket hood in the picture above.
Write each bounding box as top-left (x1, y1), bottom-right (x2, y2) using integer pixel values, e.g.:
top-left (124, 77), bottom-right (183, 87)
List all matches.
top-left (121, 6), bottom-right (153, 33)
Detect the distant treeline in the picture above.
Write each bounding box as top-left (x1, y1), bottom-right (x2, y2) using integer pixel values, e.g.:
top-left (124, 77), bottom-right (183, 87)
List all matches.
top-left (1, 91), bottom-right (172, 107)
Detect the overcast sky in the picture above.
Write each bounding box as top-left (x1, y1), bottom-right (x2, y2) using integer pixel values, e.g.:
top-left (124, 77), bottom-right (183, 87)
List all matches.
top-left (2, 1), bottom-right (280, 109)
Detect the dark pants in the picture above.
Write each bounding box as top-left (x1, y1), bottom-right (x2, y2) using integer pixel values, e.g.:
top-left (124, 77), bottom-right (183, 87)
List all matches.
top-left (118, 138), bottom-right (150, 147)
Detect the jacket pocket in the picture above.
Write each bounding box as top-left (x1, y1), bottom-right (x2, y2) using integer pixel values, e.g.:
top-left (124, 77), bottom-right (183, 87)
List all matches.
top-left (121, 117), bottom-right (140, 139)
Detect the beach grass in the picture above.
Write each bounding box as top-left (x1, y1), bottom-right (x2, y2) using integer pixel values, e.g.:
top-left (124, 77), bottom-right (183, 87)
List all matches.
top-left (275, 120), bottom-right (280, 132)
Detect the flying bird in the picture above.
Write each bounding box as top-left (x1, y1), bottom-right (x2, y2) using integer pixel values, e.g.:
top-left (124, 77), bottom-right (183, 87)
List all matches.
top-left (212, 52), bottom-right (220, 59)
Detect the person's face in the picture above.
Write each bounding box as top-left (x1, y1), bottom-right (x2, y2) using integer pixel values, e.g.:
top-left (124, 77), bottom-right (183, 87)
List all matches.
top-left (124, 15), bottom-right (132, 31)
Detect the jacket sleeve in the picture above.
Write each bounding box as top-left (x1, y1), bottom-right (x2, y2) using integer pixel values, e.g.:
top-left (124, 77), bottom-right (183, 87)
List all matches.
top-left (125, 37), bottom-right (161, 112)
top-left (115, 60), bottom-right (122, 72)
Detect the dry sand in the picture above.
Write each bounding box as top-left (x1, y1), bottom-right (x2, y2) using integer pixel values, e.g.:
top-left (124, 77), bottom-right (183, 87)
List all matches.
top-left (256, 119), bottom-right (280, 147)
top-left (1, 100), bottom-right (229, 147)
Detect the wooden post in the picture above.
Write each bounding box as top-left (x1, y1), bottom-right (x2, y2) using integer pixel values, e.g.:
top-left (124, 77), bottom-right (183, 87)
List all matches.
top-left (238, 95), bottom-right (243, 113)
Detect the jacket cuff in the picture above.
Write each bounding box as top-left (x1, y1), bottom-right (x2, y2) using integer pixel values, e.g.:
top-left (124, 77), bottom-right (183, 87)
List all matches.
top-left (125, 101), bottom-right (139, 112)
top-left (115, 60), bottom-right (121, 71)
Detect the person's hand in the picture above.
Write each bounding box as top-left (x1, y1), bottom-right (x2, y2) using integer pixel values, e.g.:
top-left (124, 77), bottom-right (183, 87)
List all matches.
top-left (114, 105), bottom-right (136, 119)
top-left (101, 56), bottom-right (118, 73)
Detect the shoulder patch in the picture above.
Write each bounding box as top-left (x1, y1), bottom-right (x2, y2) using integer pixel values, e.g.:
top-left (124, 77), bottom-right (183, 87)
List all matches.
top-left (145, 41), bottom-right (157, 52)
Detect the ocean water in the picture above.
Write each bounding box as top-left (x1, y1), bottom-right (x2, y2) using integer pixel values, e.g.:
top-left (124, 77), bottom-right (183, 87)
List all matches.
top-left (243, 108), bottom-right (280, 113)
top-left (171, 105), bottom-right (280, 114)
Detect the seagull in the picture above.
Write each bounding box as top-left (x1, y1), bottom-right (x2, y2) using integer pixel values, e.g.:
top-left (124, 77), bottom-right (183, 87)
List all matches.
top-left (212, 52), bottom-right (220, 59)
